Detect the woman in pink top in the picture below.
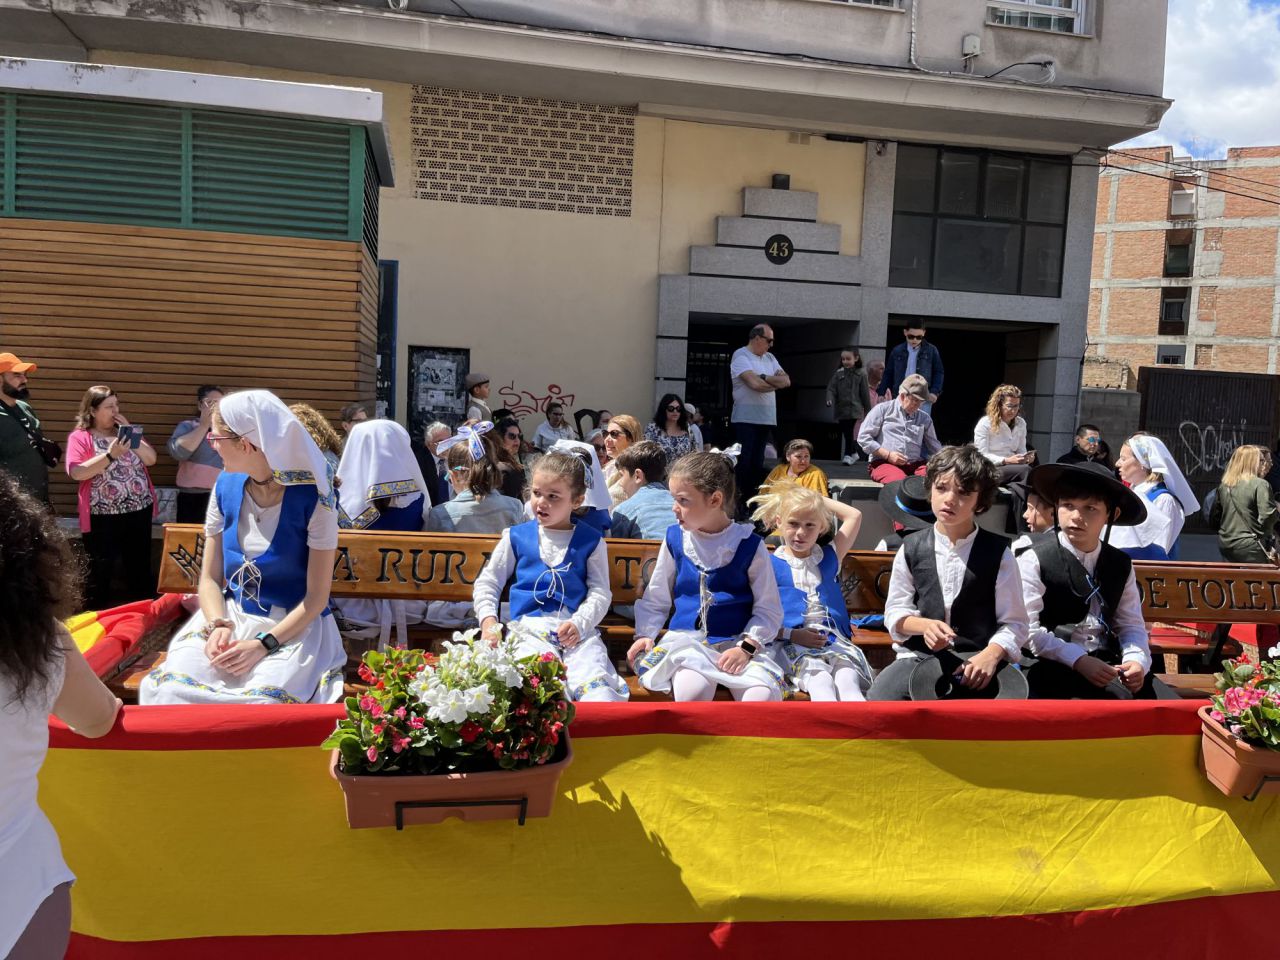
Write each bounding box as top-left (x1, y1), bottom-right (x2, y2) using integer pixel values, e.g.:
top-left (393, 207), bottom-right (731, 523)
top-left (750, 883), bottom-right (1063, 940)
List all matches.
top-left (66, 385), bottom-right (157, 609)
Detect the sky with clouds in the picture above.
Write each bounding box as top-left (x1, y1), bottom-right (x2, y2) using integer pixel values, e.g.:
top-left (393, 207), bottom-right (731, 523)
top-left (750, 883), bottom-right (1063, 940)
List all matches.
top-left (1120, 0), bottom-right (1280, 157)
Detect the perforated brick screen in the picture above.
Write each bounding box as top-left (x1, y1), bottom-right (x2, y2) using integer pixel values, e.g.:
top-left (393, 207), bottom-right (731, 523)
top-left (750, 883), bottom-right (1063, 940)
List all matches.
top-left (410, 86), bottom-right (635, 216)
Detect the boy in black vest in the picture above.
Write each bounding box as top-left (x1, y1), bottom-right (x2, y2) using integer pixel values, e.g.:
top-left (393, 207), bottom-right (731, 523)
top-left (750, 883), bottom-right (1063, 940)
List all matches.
top-left (868, 445), bottom-right (1029, 700)
top-left (1017, 462), bottom-right (1176, 699)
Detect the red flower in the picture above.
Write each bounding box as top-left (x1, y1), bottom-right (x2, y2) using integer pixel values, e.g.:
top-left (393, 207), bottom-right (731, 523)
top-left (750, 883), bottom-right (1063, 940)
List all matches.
top-left (529, 677), bottom-right (540, 688)
top-left (516, 703), bottom-right (529, 716)
top-left (539, 651), bottom-right (556, 662)
top-left (373, 723), bottom-right (384, 735)
top-left (409, 716), bottom-right (425, 729)
top-left (459, 721), bottom-right (483, 743)
top-left (358, 664), bottom-right (374, 683)
top-left (376, 680), bottom-right (386, 690)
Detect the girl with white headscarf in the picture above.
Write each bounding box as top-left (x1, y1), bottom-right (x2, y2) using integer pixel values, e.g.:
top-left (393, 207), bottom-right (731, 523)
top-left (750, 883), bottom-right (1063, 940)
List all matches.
top-left (333, 419), bottom-right (430, 647)
top-left (1110, 434), bottom-right (1200, 561)
top-left (139, 390), bottom-right (345, 705)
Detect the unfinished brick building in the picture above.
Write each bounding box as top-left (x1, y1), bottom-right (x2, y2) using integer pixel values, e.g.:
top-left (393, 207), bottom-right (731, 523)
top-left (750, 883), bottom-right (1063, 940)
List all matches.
top-left (1088, 145), bottom-right (1280, 387)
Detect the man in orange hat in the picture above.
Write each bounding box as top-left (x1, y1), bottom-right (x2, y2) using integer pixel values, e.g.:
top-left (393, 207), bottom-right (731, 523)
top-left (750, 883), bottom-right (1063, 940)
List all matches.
top-left (0, 352), bottom-right (52, 504)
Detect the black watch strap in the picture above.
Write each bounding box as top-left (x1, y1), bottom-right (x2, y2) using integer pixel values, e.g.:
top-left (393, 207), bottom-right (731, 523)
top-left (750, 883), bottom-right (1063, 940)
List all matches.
top-left (738, 639), bottom-right (758, 656)
top-left (255, 631), bottom-right (281, 653)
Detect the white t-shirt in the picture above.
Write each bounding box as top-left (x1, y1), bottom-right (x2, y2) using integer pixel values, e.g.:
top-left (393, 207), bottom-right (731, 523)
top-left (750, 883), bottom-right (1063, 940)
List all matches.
top-left (730, 347), bottom-right (783, 426)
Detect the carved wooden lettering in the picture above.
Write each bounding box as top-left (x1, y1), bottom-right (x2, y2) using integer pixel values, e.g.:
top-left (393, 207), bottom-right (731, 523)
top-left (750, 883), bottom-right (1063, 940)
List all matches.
top-left (154, 526), bottom-right (1280, 625)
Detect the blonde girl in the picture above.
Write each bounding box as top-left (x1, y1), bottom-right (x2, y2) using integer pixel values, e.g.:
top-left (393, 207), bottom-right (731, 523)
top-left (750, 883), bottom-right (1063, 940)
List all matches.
top-left (472, 450), bottom-right (628, 702)
top-left (750, 482), bottom-right (872, 701)
top-left (627, 452), bottom-right (784, 701)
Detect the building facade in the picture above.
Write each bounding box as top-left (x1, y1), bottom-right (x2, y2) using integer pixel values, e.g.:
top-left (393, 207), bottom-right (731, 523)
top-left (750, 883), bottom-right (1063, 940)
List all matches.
top-left (0, 0), bottom-right (1170, 457)
top-left (1088, 145), bottom-right (1280, 389)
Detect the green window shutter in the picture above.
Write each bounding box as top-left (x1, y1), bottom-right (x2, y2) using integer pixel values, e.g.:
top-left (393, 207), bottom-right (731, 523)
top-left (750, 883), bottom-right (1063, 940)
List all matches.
top-left (190, 110), bottom-right (354, 240)
top-left (362, 136), bottom-right (379, 259)
top-left (12, 95), bottom-right (184, 226)
top-left (2, 93), bottom-right (14, 215)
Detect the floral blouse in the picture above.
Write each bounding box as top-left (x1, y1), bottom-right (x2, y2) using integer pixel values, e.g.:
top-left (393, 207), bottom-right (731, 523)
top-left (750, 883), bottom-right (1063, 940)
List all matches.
top-left (643, 423), bottom-right (695, 465)
top-left (88, 435), bottom-right (153, 515)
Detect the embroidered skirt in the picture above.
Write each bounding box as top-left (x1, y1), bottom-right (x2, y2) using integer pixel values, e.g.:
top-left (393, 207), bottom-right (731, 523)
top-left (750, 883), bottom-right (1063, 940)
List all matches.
top-left (781, 635), bottom-right (874, 696)
top-left (510, 615), bottom-right (629, 703)
top-left (138, 600), bottom-right (345, 705)
top-left (635, 629), bottom-right (786, 700)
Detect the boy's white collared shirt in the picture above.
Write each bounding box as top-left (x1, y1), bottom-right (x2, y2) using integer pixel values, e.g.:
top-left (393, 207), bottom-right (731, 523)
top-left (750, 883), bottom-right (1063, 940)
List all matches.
top-left (883, 523), bottom-right (1028, 662)
top-left (1016, 530), bottom-right (1152, 672)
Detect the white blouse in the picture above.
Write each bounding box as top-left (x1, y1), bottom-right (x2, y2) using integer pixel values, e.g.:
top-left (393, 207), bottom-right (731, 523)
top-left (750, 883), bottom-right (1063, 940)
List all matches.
top-left (1108, 480), bottom-right (1184, 557)
top-left (973, 415), bottom-right (1028, 464)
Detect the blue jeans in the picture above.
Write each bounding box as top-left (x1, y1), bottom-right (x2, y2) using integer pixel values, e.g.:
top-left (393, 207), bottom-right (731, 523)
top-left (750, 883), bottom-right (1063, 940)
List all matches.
top-left (732, 422), bottom-right (771, 517)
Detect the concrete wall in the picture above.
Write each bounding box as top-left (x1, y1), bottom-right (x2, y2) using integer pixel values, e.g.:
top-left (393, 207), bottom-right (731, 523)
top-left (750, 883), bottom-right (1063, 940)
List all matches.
top-left (389, 0), bottom-right (1167, 98)
top-left (1077, 387), bottom-right (1141, 454)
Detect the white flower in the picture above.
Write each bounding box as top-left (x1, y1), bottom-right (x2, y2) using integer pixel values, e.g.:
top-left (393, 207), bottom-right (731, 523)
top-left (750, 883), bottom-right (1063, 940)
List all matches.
top-left (1269, 645), bottom-right (1279, 659)
top-left (494, 661), bottom-right (524, 689)
top-left (426, 688), bottom-right (470, 725)
top-left (462, 683), bottom-right (495, 715)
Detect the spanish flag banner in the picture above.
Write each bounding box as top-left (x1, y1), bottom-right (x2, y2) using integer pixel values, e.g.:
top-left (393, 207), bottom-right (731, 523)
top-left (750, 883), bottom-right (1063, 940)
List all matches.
top-left (64, 595), bottom-right (186, 678)
top-left (45, 701), bottom-right (1279, 958)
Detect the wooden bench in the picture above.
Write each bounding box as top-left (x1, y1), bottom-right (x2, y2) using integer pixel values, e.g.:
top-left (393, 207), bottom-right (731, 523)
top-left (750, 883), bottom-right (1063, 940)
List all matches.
top-left (123, 526), bottom-right (1280, 701)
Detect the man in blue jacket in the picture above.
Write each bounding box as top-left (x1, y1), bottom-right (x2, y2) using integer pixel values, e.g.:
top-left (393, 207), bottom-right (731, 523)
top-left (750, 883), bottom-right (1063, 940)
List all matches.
top-left (884, 321), bottom-right (943, 414)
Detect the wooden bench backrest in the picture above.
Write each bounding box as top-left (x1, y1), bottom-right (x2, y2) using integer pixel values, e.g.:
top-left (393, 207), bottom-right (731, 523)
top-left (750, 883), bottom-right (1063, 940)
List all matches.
top-left (157, 525), bottom-right (1280, 624)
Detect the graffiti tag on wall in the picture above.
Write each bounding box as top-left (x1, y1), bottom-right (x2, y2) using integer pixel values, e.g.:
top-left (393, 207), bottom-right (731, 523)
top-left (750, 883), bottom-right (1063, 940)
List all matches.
top-left (1178, 418), bottom-right (1248, 477)
top-left (496, 382), bottom-right (577, 418)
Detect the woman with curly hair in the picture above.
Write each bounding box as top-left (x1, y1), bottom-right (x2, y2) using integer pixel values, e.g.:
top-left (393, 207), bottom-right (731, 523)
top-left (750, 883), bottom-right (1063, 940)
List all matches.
top-left (973, 384), bottom-right (1035, 486)
top-left (288, 402), bottom-right (344, 475)
top-left (0, 473), bottom-right (121, 959)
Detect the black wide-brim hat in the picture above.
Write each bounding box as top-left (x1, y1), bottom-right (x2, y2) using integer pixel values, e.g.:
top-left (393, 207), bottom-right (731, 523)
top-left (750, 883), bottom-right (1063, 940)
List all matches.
top-left (1028, 461), bottom-right (1147, 527)
top-left (878, 475), bottom-right (935, 531)
top-left (908, 650), bottom-right (1030, 701)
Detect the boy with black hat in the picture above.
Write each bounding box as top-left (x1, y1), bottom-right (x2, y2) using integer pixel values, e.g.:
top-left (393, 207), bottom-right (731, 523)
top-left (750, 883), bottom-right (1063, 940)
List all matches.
top-left (869, 445), bottom-right (1029, 701)
top-left (874, 474), bottom-right (935, 551)
top-left (1017, 461), bottom-right (1175, 699)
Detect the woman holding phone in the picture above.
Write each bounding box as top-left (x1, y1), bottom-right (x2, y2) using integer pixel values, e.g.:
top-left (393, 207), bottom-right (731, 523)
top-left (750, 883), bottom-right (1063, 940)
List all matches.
top-left (66, 385), bottom-right (157, 608)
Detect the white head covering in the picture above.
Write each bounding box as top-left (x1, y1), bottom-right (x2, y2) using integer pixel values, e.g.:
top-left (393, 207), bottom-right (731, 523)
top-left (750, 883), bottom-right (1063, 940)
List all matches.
top-left (548, 437), bottom-right (612, 511)
top-left (436, 421), bottom-right (494, 461)
top-left (337, 419), bottom-right (430, 529)
top-left (1126, 434), bottom-right (1199, 513)
top-left (218, 390), bottom-right (333, 502)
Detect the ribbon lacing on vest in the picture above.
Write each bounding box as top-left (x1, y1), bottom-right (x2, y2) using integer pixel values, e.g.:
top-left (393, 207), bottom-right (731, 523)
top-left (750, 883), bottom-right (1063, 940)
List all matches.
top-left (228, 558), bottom-right (263, 610)
top-left (532, 560), bottom-right (573, 613)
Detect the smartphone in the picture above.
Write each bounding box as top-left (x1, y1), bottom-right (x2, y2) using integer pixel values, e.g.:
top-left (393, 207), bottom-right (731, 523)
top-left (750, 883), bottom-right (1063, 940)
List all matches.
top-left (117, 425), bottom-right (142, 449)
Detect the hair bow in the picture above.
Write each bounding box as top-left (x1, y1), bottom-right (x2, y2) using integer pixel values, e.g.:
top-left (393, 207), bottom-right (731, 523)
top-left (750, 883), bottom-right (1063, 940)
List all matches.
top-left (436, 421), bottom-right (493, 461)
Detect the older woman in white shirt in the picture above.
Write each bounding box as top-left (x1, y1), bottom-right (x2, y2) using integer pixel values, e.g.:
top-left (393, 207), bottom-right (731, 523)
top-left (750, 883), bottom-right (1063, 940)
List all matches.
top-left (973, 384), bottom-right (1036, 485)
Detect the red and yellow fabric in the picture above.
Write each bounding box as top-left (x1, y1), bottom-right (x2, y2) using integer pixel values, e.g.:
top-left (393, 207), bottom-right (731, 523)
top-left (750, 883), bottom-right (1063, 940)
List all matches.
top-left (44, 702), bottom-right (1279, 958)
top-left (65, 595), bottom-right (187, 678)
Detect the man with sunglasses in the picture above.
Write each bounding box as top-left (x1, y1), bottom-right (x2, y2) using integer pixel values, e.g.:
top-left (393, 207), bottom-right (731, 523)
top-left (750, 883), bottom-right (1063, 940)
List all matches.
top-left (729, 324), bottom-right (790, 514)
top-left (885, 321), bottom-right (944, 414)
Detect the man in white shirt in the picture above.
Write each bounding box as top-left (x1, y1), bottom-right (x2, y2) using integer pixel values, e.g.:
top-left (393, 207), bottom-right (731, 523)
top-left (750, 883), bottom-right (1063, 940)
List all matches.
top-left (729, 324), bottom-right (790, 514)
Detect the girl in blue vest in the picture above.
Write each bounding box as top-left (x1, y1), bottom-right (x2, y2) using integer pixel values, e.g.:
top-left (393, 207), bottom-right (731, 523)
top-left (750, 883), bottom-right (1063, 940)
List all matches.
top-left (139, 390), bottom-right (345, 705)
top-left (627, 452), bottom-right (785, 701)
top-left (749, 482), bottom-right (873, 701)
top-left (333, 418), bottom-right (431, 649)
top-left (1110, 434), bottom-right (1199, 561)
top-left (473, 451), bottom-right (628, 702)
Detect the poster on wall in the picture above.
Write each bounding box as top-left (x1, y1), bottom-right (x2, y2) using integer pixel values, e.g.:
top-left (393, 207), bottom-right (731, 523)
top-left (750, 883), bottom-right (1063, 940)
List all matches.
top-left (407, 345), bottom-right (470, 444)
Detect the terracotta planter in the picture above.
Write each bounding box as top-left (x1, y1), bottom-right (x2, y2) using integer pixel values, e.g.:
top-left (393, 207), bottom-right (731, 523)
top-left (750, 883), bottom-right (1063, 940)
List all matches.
top-left (329, 737), bottom-right (573, 829)
top-left (1198, 706), bottom-right (1280, 801)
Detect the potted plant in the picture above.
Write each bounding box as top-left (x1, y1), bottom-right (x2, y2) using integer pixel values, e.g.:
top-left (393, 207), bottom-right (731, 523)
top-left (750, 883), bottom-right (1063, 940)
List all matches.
top-left (1199, 649), bottom-right (1280, 801)
top-left (323, 628), bottom-right (575, 828)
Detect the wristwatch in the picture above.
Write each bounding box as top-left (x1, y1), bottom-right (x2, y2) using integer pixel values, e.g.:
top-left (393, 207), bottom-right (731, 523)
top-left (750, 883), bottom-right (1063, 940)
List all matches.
top-left (738, 639), bottom-right (759, 657)
top-left (255, 631), bottom-right (281, 654)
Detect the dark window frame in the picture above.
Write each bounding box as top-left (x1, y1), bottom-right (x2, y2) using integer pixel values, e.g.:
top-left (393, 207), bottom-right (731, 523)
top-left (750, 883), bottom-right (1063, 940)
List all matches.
top-left (890, 143), bottom-right (1071, 298)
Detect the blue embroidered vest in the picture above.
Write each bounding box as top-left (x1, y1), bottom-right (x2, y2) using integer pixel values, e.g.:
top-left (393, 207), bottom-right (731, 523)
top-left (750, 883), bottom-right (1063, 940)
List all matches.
top-left (367, 494), bottom-right (425, 532)
top-left (666, 524), bottom-right (760, 643)
top-left (217, 473), bottom-right (321, 617)
top-left (508, 520), bottom-right (600, 620)
top-left (773, 547), bottom-right (852, 637)
top-left (1122, 485), bottom-right (1178, 561)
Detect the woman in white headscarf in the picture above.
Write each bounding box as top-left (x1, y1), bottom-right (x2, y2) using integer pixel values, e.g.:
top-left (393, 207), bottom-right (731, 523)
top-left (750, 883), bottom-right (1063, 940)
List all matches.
top-left (333, 419), bottom-right (430, 647)
top-left (139, 390), bottom-right (345, 705)
top-left (1110, 433), bottom-right (1200, 561)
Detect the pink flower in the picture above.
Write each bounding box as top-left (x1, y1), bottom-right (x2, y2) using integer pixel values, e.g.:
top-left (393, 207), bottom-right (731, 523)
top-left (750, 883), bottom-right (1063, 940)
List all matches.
top-left (358, 664), bottom-right (374, 683)
top-left (540, 651), bottom-right (556, 662)
top-left (390, 735), bottom-right (411, 754)
top-left (366, 745), bottom-right (378, 762)
top-left (1210, 709), bottom-right (1225, 723)
top-left (373, 723), bottom-right (384, 735)
top-left (409, 716), bottom-right (424, 729)
top-left (394, 706), bottom-right (407, 720)
top-left (369, 702), bottom-right (384, 719)
top-left (358, 695), bottom-right (375, 712)
top-left (1223, 687), bottom-right (1266, 715)
top-left (529, 677), bottom-right (540, 688)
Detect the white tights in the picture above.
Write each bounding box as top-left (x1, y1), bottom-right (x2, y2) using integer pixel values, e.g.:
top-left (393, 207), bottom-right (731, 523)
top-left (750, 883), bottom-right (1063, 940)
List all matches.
top-left (671, 668), bottom-right (772, 702)
top-left (805, 665), bottom-right (865, 702)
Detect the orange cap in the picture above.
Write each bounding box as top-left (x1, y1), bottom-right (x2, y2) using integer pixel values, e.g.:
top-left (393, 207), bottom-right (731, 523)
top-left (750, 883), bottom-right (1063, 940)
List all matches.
top-left (0, 353), bottom-right (37, 374)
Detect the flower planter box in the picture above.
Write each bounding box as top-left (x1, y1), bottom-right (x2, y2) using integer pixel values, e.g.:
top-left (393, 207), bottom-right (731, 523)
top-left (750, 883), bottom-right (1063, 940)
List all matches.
top-left (329, 736), bottom-right (573, 829)
top-left (1198, 706), bottom-right (1280, 801)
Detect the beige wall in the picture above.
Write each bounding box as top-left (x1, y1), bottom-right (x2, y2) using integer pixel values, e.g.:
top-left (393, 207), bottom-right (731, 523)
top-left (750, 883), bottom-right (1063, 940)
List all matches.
top-left (87, 51), bottom-right (866, 433)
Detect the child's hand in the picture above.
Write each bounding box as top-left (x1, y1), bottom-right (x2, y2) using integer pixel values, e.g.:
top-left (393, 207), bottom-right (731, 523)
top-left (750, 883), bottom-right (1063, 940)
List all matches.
top-left (920, 619), bottom-right (956, 651)
top-left (788, 628), bottom-right (826, 649)
top-left (1117, 660), bottom-right (1145, 692)
top-left (556, 621), bottom-right (581, 649)
top-left (717, 645), bottom-right (751, 676)
top-left (480, 618), bottom-right (502, 646)
top-left (1074, 655), bottom-right (1119, 688)
top-left (627, 636), bottom-right (654, 671)
top-left (958, 647), bottom-right (1004, 691)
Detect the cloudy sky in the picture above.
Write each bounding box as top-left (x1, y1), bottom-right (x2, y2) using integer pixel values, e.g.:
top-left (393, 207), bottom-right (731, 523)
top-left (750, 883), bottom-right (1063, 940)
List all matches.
top-left (1120, 0), bottom-right (1280, 157)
